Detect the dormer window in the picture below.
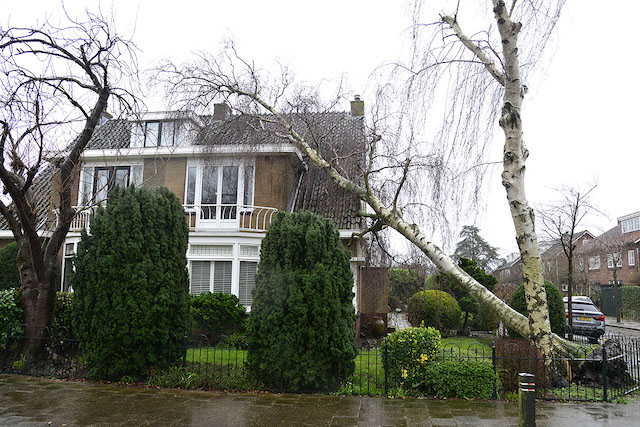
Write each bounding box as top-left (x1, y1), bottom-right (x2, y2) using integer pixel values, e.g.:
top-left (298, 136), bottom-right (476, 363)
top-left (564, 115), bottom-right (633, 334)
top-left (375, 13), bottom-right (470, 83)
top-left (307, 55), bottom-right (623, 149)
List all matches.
top-left (131, 120), bottom-right (189, 148)
top-left (620, 215), bottom-right (640, 234)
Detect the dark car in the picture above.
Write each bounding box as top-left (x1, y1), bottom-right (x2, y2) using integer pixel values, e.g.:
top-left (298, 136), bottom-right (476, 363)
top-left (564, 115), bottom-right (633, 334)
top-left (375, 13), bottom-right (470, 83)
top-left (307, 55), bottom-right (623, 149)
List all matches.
top-left (564, 296), bottom-right (605, 343)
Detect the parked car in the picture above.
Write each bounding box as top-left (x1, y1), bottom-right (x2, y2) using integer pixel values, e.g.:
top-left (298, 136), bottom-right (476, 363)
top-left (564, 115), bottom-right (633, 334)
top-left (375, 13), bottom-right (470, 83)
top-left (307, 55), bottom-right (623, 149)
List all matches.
top-left (564, 296), bottom-right (605, 343)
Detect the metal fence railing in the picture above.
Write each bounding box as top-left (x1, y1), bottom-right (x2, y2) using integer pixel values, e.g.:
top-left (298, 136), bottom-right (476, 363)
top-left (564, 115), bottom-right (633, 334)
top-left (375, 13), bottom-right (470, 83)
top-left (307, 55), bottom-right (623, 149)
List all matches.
top-left (2, 323), bottom-right (638, 401)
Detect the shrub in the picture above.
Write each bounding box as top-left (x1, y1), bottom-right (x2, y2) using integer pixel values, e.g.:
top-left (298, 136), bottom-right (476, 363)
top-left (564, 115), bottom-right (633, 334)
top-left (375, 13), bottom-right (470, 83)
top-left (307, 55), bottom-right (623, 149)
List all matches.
top-left (72, 186), bottom-right (190, 380)
top-left (408, 290), bottom-right (462, 332)
top-left (0, 288), bottom-right (22, 347)
top-left (190, 293), bottom-right (246, 340)
top-left (0, 243), bottom-right (20, 291)
top-left (424, 360), bottom-right (496, 398)
top-left (382, 326), bottom-right (441, 389)
top-left (509, 281), bottom-right (564, 337)
top-left (246, 211), bottom-right (356, 392)
top-left (52, 292), bottom-right (74, 338)
top-left (621, 286), bottom-right (640, 321)
top-left (389, 268), bottom-right (424, 310)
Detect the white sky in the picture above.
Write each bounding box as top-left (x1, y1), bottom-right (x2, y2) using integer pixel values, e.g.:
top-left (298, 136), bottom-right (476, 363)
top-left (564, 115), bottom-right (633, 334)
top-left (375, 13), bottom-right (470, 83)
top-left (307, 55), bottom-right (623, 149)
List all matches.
top-left (3, 0), bottom-right (639, 258)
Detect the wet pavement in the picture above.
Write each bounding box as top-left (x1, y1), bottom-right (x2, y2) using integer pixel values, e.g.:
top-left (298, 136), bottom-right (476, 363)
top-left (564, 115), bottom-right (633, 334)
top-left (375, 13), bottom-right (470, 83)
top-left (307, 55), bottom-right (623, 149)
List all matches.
top-left (2, 374), bottom-right (640, 426)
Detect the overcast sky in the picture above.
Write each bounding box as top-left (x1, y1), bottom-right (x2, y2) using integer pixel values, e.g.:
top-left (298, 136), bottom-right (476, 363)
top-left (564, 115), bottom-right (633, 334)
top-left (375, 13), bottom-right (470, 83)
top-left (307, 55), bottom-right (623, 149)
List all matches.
top-left (3, 0), bottom-right (638, 258)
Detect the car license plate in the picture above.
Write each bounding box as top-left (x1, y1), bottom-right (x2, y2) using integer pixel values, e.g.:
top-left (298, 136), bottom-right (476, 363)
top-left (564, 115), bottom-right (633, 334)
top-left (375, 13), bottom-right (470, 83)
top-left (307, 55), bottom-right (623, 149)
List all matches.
top-left (577, 316), bottom-right (591, 321)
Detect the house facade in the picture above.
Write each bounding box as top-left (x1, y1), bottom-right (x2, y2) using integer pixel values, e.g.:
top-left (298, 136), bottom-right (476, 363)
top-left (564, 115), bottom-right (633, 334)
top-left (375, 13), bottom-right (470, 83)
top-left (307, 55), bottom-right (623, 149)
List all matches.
top-left (9, 100), bottom-right (369, 310)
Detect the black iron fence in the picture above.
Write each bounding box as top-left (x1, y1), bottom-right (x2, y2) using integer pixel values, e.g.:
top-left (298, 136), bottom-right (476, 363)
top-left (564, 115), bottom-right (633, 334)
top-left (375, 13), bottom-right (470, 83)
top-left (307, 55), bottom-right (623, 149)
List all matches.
top-left (2, 323), bottom-right (639, 401)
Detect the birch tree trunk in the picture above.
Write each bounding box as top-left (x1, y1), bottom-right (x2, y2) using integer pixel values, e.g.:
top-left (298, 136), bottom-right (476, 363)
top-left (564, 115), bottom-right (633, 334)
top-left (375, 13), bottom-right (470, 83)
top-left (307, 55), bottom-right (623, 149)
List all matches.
top-left (492, 0), bottom-right (554, 354)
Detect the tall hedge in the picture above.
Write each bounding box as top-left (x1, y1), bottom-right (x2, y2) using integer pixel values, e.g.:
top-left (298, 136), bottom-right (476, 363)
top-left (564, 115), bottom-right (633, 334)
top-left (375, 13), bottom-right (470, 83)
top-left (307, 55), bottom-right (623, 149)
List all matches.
top-left (72, 186), bottom-right (190, 380)
top-left (509, 281), bottom-right (564, 337)
top-left (246, 211), bottom-right (356, 391)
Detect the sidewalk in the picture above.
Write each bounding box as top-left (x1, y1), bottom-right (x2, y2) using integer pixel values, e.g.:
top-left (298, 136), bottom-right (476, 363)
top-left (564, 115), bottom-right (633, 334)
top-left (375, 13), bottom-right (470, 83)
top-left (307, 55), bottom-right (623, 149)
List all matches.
top-left (2, 374), bottom-right (640, 426)
top-left (605, 317), bottom-right (640, 332)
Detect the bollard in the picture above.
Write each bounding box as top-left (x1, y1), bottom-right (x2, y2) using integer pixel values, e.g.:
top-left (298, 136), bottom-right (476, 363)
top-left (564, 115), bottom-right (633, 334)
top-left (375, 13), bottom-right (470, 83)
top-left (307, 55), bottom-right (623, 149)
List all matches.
top-left (518, 372), bottom-right (536, 427)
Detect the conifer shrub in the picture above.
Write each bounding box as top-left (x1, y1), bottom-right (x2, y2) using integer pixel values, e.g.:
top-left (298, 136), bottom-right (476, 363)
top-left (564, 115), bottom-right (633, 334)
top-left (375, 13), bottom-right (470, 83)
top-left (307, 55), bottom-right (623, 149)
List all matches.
top-left (509, 281), bottom-right (564, 337)
top-left (381, 325), bottom-right (441, 389)
top-left (408, 290), bottom-right (462, 332)
top-left (190, 293), bottom-right (247, 341)
top-left (72, 186), bottom-right (190, 380)
top-left (246, 211), bottom-right (356, 392)
top-left (0, 243), bottom-right (20, 291)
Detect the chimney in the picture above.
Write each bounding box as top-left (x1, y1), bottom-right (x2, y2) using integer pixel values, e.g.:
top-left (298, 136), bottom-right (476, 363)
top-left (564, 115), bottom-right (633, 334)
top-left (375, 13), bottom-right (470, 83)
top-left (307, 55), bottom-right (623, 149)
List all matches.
top-left (350, 95), bottom-right (364, 117)
top-left (213, 103), bottom-right (231, 121)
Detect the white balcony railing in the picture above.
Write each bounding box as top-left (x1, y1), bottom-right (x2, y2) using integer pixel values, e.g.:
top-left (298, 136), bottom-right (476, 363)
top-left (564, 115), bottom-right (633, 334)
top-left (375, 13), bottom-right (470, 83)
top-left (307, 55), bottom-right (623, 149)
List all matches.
top-left (61, 204), bottom-right (278, 233)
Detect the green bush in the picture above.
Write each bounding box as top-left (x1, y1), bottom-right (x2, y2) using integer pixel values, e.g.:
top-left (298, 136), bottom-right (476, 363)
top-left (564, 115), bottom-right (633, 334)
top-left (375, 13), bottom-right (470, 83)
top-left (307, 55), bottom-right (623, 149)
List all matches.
top-left (190, 293), bottom-right (246, 340)
top-left (622, 286), bottom-right (640, 321)
top-left (423, 360), bottom-right (496, 398)
top-left (408, 290), bottom-right (462, 332)
top-left (0, 288), bottom-right (22, 346)
top-left (72, 186), bottom-right (190, 380)
top-left (52, 292), bottom-right (74, 338)
top-left (382, 326), bottom-right (441, 389)
top-left (509, 281), bottom-right (564, 337)
top-left (246, 211), bottom-right (356, 392)
top-left (389, 268), bottom-right (424, 310)
top-left (0, 243), bottom-right (20, 291)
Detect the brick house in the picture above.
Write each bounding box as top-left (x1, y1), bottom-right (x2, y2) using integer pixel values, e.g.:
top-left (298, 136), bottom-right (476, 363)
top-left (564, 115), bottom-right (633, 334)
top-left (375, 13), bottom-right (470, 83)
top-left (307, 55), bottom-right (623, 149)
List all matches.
top-left (1, 99), bottom-right (371, 311)
top-left (540, 230), bottom-right (595, 294)
top-left (575, 212), bottom-right (640, 288)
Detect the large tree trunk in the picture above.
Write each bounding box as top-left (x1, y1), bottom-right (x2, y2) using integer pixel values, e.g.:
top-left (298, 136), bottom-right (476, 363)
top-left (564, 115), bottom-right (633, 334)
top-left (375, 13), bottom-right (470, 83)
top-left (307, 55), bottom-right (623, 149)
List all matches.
top-left (493, 1), bottom-right (554, 357)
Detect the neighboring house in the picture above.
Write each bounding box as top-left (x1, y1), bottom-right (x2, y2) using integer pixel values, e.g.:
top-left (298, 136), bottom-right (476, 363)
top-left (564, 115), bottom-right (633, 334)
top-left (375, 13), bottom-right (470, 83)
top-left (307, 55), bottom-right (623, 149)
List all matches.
top-left (540, 230), bottom-right (595, 294)
top-left (1, 98), bottom-right (370, 311)
top-left (575, 212), bottom-right (640, 287)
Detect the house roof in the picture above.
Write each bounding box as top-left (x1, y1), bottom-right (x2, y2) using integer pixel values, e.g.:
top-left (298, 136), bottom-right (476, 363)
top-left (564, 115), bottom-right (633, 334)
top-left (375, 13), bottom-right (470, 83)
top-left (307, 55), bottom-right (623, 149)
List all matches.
top-left (0, 164), bottom-right (55, 234)
top-left (3, 109), bottom-right (366, 233)
top-left (577, 225), bottom-right (640, 254)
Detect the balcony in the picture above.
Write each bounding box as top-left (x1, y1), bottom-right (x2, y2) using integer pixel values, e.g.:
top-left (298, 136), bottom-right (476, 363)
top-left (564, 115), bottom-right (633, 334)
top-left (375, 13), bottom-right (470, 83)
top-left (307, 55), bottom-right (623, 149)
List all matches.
top-left (61, 204), bottom-right (278, 233)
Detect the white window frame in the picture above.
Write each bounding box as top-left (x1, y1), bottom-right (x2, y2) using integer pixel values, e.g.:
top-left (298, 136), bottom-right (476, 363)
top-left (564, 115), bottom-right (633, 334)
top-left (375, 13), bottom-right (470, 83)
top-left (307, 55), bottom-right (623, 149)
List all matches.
top-left (579, 258), bottom-right (584, 272)
top-left (60, 240), bottom-right (79, 292)
top-left (607, 253), bottom-right (622, 269)
top-left (588, 256), bottom-right (601, 270)
top-left (78, 161), bottom-right (143, 206)
top-left (184, 160), bottom-right (255, 208)
top-left (629, 250), bottom-right (636, 267)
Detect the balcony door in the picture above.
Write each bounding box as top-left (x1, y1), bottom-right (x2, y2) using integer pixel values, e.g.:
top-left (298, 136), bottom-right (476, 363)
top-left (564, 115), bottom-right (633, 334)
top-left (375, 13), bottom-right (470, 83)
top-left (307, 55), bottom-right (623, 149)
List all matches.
top-left (188, 164), bottom-right (240, 227)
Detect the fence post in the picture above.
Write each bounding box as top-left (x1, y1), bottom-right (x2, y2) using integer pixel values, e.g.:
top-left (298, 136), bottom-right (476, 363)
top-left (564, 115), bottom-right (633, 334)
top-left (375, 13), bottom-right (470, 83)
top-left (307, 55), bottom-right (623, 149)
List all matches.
top-left (518, 372), bottom-right (536, 427)
top-left (182, 332), bottom-right (187, 373)
top-left (602, 344), bottom-right (608, 402)
top-left (492, 341), bottom-right (497, 399)
top-left (1, 321), bottom-right (12, 373)
top-left (383, 340), bottom-right (389, 397)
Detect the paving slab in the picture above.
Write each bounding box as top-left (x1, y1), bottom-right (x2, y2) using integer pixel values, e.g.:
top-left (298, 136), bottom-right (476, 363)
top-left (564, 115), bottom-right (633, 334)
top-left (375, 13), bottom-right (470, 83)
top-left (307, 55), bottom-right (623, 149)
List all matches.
top-left (2, 374), bottom-right (640, 426)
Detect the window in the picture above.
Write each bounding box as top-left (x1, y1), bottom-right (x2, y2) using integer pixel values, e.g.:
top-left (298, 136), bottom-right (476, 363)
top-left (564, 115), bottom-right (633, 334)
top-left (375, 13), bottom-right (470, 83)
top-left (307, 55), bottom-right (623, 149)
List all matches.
top-left (79, 165), bottom-right (142, 206)
top-left (131, 120), bottom-right (190, 148)
top-left (184, 162), bottom-right (255, 218)
top-left (189, 260), bottom-right (232, 295)
top-left (61, 242), bottom-right (76, 292)
top-left (588, 256), bottom-right (601, 270)
top-left (579, 259), bottom-right (584, 272)
top-left (621, 216), bottom-right (640, 234)
top-left (607, 253), bottom-right (622, 269)
top-left (239, 261), bottom-right (257, 306)
top-left (629, 250), bottom-right (636, 266)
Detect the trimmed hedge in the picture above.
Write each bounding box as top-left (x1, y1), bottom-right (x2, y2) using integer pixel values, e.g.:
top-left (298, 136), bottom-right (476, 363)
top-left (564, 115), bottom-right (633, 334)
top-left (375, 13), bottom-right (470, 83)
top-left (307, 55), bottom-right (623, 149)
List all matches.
top-left (382, 326), bottom-right (441, 389)
top-left (622, 286), bottom-right (640, 321)
top-left (509, 281), bottom-right (564, 337)
top-left (190, 293), bottom-right (246, 340)
top-left (246, 211), bottom-right (356, 392)
top-left (408, 290), bottom-right (462, 332)
top-left (423, 360), bottom-right (496, 398)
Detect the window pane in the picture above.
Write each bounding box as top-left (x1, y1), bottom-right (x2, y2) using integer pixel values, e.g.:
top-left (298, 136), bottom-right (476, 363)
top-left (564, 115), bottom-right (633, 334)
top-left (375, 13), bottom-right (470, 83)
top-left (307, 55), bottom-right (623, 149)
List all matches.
top-left (145, 122), bottom-right (159, 147)
top-left (160, 122), bottom-right (174, 146)
top-left (130, 165), bottom-right (143, 187)
top-left (79, 167), bottom-right (92, 206)
top-left (113, 167), bottom-right (130, 191)
top-left (130, 122), bottom-right (144, 147)
top-left (190, 261), bottom-right (211, 294)
top-left (222, 166), bottom-right (238, 219)
top-left (239, 261), bottom-right (257, 306)
top-left (94, 168), bottom-right (109, 204)
top-left (62, 258), bottom-right (74, 292)
top-left (213, 261), bottom-right (232, 294)
top-left (186, 166), bottom-right (197, 205)
top-left (174, 121), bottom-right (186, 146)
top-left (243, 164), bottom-right (254, 206)
top-left (201, 166), bottom-right (218, 219)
